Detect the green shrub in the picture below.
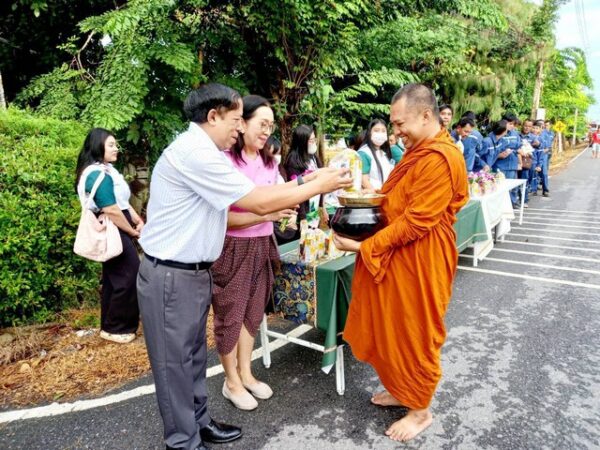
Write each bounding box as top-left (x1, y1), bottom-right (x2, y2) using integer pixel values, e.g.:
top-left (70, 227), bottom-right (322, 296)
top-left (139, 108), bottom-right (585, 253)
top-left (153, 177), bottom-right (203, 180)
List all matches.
top-left (0, 108), bottom-right (100, 326)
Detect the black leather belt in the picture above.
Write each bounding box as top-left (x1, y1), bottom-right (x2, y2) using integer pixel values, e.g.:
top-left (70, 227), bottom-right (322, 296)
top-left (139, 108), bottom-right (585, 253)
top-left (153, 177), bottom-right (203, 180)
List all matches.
top-left (144, 253), bottom-right (212, 271)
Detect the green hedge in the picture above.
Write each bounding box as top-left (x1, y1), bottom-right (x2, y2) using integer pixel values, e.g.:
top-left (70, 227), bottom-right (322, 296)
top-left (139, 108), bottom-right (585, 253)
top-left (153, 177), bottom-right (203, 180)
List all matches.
top-left (0, 108), bottom-right (99, 326)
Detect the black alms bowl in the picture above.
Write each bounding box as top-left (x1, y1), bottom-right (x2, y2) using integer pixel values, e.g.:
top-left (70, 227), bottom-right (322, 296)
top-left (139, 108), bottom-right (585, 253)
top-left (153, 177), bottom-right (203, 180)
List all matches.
top-left (330, 206), bottom-right (384, 241)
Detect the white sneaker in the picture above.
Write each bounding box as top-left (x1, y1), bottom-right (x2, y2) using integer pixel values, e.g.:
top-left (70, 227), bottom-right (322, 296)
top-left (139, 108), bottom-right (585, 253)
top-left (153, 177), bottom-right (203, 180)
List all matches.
top-left (100, 330), bottom-right (136, 344)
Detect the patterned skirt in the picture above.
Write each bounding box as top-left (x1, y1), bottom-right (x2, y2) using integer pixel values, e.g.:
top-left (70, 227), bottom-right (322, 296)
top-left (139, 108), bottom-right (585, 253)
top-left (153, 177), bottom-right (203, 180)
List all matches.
top-left (211, 235), bottom-right (280, 355)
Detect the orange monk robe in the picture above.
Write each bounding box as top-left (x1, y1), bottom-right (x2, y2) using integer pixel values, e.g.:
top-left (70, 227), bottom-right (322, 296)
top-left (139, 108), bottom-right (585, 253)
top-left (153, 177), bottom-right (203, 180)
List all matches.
top-left (343, 129), bottom-right (469, 410)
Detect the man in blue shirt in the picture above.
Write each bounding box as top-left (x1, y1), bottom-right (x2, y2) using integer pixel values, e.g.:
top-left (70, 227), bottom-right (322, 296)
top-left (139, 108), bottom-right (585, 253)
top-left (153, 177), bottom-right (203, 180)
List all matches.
top-left (519, 119), bottom-right (537, 206)
top-left (450, 117), bottom-right (475, 168)
top-left (539, 121), bottom-right (554, 197)
top-left (529, 120), bottom-right (546, 196)
top-left (494, 113), bottom-right (521, 206)
top-left (461, 111), bottom-right (486, 171)
top-left (481, 120), bottom-right (508, 170)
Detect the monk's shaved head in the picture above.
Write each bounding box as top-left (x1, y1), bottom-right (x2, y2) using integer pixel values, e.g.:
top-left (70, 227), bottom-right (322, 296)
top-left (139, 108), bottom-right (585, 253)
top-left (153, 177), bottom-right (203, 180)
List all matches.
top-left (391, 83), bottom-right (440, 120)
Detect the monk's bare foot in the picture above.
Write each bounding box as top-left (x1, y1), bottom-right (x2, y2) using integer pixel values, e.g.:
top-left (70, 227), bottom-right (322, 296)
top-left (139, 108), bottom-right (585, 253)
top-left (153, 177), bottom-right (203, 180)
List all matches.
top-left (370, 390), bottom-right (403, 406)
top-left (385, 408), bottom-right (433, 442)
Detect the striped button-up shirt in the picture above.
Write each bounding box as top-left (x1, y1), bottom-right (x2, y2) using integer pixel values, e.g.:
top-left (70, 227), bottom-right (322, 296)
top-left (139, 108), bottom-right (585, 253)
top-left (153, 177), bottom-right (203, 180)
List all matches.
top-left (139, 123), bottom-right (255, 263)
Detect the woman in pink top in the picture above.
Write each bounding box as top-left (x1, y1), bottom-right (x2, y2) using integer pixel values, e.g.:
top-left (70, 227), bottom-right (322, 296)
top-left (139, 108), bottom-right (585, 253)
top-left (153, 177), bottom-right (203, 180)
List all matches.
top-left (211, 95), bottom-right (295, 411)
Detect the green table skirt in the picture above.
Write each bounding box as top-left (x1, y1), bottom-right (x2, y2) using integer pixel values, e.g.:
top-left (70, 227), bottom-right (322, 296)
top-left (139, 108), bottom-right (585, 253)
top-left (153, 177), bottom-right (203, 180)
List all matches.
top-left (274, 200), bottom-right (489, 369)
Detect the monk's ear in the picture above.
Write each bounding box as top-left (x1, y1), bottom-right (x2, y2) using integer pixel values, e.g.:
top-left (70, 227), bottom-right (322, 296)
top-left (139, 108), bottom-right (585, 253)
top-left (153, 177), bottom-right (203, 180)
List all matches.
top-left (422, 108), bottom-right (434, 124)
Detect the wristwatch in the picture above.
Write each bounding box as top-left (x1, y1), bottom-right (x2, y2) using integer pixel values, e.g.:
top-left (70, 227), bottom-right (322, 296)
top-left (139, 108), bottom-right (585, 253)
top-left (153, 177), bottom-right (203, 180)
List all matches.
top-left (297, 175), bottom-right (304, 185)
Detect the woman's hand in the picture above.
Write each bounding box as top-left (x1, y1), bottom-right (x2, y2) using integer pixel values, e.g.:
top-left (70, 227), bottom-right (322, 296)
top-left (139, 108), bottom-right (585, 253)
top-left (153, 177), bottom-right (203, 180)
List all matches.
top-left (314, 167), bottom-right (353, 192)
top-left (268, 208), bottom-right (296, 222)
top-left (332, 233), bottom-right (361, 253)
top-left (129, 207), bottom-right (144, 233)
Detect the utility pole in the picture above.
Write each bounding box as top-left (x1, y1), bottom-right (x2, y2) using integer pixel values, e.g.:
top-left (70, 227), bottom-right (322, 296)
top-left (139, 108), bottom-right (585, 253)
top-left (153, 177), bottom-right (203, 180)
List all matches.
top-left (532, 58), bottom-right (544, 119)
top-left (571, 108), bottom-right (578, 147)
top-left (0, 70), bottom-right (6, 110)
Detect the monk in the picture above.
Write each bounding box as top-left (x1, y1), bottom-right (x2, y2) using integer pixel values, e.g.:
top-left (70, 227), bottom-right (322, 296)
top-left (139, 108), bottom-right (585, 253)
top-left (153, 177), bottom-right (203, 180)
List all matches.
top-left (333, 83), bottom-right (468, 442)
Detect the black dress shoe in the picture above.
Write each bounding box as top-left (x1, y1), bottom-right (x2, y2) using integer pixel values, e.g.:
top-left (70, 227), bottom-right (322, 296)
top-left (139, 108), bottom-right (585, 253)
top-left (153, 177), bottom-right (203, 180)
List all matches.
top-left (200, 419), bottom-right (242, 444)
top-left (166, 444), bottom-right (209, 450)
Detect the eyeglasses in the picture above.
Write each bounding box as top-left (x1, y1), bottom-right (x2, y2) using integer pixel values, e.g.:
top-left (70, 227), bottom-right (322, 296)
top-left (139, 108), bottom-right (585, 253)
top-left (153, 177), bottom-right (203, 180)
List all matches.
top-left (258, 121), bottom-right (276, 134)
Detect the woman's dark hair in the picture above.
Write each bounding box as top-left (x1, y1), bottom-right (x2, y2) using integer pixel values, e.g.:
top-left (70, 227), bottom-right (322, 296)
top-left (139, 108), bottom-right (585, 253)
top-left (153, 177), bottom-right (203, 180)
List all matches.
top-left (265, 135), bottom-right (282, 155)
top-left (230, 95), bottom-right (275, 168)
top-left (491, 120), bottom-right (508, 136)
top-left (283, 124), bottom-right (321, 175)
top-left (501, 112), bottom-right (518, 124)
top-left (183, 83), bottom-right (242, 124)
top-left (361, 119), bottom-right (392, 182)
top-left (439, 104), bottom-right (453, 115)
top-left (74, 128), bottom-right (114, 192)
top-left (349, 129), bottom-right (367, 150)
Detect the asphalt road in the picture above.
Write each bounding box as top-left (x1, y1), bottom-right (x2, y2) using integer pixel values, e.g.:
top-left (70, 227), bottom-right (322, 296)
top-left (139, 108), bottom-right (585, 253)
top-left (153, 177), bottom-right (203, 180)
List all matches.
top-left (2, 148), bottom-right (600, 450)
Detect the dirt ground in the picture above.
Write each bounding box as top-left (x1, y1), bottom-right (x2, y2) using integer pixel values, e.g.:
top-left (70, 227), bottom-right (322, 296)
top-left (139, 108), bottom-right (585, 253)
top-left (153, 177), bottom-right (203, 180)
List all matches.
top-left (0, 144), bottom-right (586, 409)
top-left (0, 309), bottom-right (215, 408)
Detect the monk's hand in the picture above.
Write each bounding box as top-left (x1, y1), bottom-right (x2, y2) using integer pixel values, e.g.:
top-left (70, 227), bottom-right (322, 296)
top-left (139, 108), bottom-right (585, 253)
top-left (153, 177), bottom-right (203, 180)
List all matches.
top-left (314, 167), bottom-right (353, 192)
top-left (332, 233), bottom-right (361, 253)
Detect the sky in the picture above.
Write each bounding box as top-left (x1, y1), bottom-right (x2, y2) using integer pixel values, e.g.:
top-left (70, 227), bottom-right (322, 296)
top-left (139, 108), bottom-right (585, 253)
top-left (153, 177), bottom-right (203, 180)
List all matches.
top-left (552, 0), bottom-right (600, 121)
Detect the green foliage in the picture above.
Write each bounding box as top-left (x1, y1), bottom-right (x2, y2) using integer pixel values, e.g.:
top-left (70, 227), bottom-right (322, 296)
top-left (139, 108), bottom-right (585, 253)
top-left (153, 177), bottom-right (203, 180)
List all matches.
top-left (0, 108), bottom-right (99, 327)
top-left (14, 0), bottom-right (594, 153)
top-left (16, 0), bottom-right (203, 165)
top-left (543, 47), bottom-right (594, 137)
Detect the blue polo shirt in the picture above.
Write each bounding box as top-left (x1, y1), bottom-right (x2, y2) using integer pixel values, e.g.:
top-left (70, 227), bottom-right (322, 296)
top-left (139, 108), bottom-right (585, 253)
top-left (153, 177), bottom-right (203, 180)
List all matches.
top-left (494, 129), bottom-right (521, 171)
top-left (481, 133), bottom-right (506, 168)
top-left (464, 129), bottom-right (484, 171)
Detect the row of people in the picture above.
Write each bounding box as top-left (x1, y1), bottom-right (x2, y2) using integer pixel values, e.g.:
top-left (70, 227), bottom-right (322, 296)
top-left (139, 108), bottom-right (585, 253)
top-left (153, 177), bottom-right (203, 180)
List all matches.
top-left (442, 105), bottom-right (554, 206)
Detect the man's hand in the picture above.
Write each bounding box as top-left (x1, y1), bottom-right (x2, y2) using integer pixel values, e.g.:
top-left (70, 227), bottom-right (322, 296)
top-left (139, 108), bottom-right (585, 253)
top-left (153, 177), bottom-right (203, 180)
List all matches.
top-left (535, 166), bottom-right (542, 172)
top-left (332, 233), bottom-right (361, 253)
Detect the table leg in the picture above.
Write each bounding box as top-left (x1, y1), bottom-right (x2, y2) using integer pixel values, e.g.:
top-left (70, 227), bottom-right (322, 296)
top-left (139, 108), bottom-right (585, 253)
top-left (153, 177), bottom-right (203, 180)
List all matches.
top-left (336, 345), bottom-right (345, 395)
top-left (259, 314), bottom-right (271, 369)
top-left (519, 183), bottom-right (526, 225)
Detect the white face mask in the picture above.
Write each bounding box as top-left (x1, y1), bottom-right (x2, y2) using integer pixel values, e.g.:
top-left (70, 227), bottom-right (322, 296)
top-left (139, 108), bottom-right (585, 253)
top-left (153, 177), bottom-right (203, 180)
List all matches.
top-left (274, 154), bottom-right (282, 164)
top-left (371, 132), bottom-right (388, 147)
top-left (308, 143), bottom-right (318, 155)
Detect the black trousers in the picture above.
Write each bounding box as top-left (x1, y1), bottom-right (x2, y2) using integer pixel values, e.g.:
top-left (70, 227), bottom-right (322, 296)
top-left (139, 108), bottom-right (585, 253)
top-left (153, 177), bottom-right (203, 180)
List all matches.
top-left (101, 210), bottom-right (140, 334)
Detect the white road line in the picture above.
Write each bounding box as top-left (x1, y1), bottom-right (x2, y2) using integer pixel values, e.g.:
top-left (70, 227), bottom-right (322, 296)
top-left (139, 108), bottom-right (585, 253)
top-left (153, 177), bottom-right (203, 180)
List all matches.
top-left (459, 254), bottom-right (600, 275)
top-left (524, 207), bottom-right (600, 216)
top-left (520, 211), bottom-right (600, 219)
top-left (501, 239), bottom-right (600, 252)
top-left (492, 247), bottom-right (600, 263)
top-left (0, 325), bottom-right (313, 424)
top-left (512, 226), bottom-right (600, 237)
top-left (568, 145), bottom-right (593, 165)
top-left (458, 266), bottom-right (600, 290)
top-left (519, 216), bottom-right (600, 225)
top-left (507, 233), bottom-right (600, 245)
top-left (521, 221), bottom-right (600, 230)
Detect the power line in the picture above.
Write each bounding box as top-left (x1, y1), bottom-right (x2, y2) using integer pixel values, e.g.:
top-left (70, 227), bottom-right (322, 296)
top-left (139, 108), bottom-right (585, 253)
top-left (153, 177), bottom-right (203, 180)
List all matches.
top-left (574, 0), bottom-right (590, 53)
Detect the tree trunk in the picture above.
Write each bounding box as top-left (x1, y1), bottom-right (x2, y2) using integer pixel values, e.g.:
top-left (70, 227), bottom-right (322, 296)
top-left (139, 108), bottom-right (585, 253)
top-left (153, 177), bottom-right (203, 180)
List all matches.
top-left (0, 70), bottom-right (6, 110)
top-left (531, 58), bottom-right (544, 118)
